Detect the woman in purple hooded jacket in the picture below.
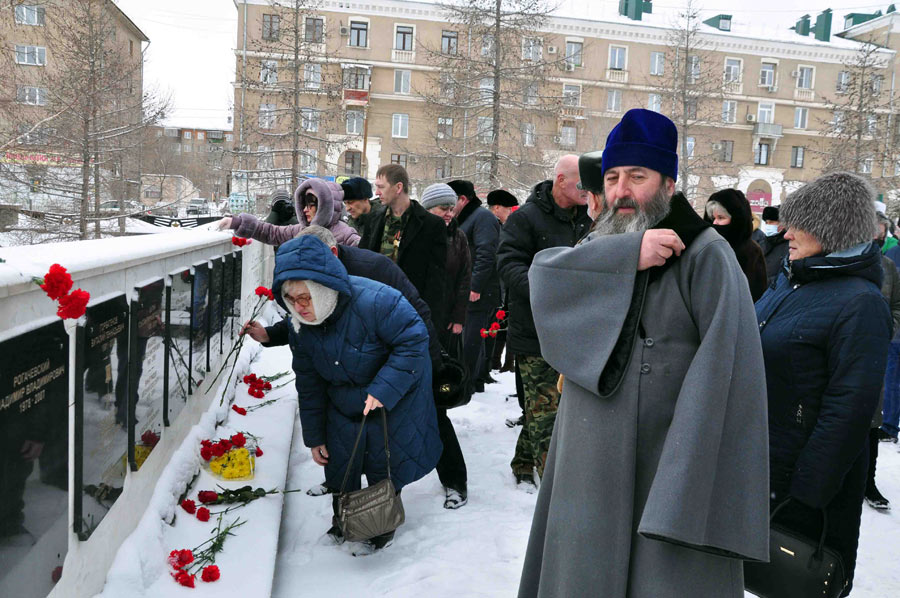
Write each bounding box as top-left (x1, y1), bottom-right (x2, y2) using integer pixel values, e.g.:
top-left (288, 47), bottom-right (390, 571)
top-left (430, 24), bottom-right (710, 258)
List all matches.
top-left (219, 178), bottom-right (360, 246)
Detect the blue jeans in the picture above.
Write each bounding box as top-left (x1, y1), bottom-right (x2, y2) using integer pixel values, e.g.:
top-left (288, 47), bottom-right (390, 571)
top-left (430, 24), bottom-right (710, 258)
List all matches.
top-left (881, 340), bottom-right (900, 437)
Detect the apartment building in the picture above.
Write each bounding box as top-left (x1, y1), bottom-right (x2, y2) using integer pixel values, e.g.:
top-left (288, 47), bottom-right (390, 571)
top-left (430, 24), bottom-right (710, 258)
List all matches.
top-left (147, 124), bottom-right (235, 201)
top-left (0, 1), bottom-right (148, 212)
top-left (233, 1), bottom-right (900, 209)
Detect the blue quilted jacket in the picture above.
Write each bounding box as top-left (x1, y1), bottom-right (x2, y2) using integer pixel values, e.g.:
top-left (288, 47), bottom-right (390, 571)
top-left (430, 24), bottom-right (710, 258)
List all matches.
top-left (756, 243), bottom-right (890, 509)
top-left (272, 236), bottom-right (442, 491)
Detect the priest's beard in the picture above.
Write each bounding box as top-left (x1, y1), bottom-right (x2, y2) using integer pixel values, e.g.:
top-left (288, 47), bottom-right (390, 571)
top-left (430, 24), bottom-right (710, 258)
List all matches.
top-left (590, 185), bottom-right (672, 235)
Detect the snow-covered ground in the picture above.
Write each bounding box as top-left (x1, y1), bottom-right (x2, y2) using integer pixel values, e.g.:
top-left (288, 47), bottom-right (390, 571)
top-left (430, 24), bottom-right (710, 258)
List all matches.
top-left (272, 362), bottom-right (900, 598)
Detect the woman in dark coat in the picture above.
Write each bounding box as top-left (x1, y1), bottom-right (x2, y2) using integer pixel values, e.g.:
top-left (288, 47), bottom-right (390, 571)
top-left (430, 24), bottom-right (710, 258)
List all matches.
top-left (419, 183), bottom-right (471, 509)
top-left (755, 172), bottom-right (891, 596)
top-left (704, 188), bottom-right (768, 301)
top-left (272, 235), bottom-right (442, 553)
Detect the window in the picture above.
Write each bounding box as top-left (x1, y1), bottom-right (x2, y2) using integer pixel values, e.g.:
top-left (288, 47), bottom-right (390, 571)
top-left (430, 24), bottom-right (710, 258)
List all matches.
top-left (796, 66), bottom-right (814, 89)
top-left (563, 84), bottom-right (581, 106)
top-left (304, 63), bottom-right (321, 89)
top-left (391, 153), bottom-right (408, 168)
top-left (607, 89), bottom-right (622, 112)
top-left (183, 131), bottom-right (192, 139)
top-left (481, 34), bottom-right (494, 57)
top-left (183, 143), bottom-right (192, 153)
top-left (720, 140), bottom-right (734, 162)
top-left (650, 52), bottom-right (664, 76)
top-left (442, 30), bottom-right (458, 55)
top-left (18, 124), bottom-right (49, 145)
top-left (522, 123), bottom-right (535, 147)
top-left (648, 93), bottom-right (662, 113)
top-left (524, 82), bottom-right (538, 105)
top-left (685, 137), bottom-right (695, 158)
top-left (834, 110), bottom-right (845, 133)
top-left (861, 157), bottom-right (873, 174)
top-left (259, 104), bottom-right (276, 129)
top-left (130, 40), bottom-right (134, 56)
top-left (395, 25), bottom-right (414, 51)
top-left (895, 160), bottom-right (900, 177)
top-left (836, 70), bottom-right (850, 93)
top-left (301, 108), bottom-right (318, 132)
top-left (559, 125), bottom-right (576, 148)
top-left (16, 86), bottom-right (46, 106)
top-left (477, 116), bottom-right (493, 143)
top-left (344, 151), bottom-right (362, 175)
top-left (436, 159), bottom-right (452, 179)
top-left (758, 102), bottom-right (774, 124)
top-left (566, 41), bottom-right (583, 67)
top-left (226, 133), bottom-right (233, 142)
top-left (257, 146), bottom-right (272, 170)
top-left (305, 17), bottom-right (324, 43)
top-left (794, 107), bottom-right (808, 129)
top-left (437, 117), bottom-right (453, 139)
top-left (164, 128), bottom-right (178, 137)
top-left (609, 46), bottom-right (626, 70)
top-left (392, 113), bottom-right (409, 138)
top-left (394, 70), bottom-right (411, 94)
top-left (260, 60), bottom-right (277, 85)
top-left (349, 21), bottom-right (368, 47)
top-left (14, 45), bottom-right (46, 66)
top-left (791, 146), bottom-right (805, 168)
top-left (523, 37), bottom-right (542, 61)
top-left (262, 14), bottom-right (280, 41)
top-left (871, 74), bottom-right (884, 96)
top-left (754, 142), bottom-right (770, 166)
top-left (300, 149), bottom-right (317, 172)
top-left (197, 132), bottom-right (205, 140)
top-left (686, 99), bottom-right (697, 120)
top-left (440, 72), bottom-right (455, 97)
top-left (868, 115), bottom-right (878, 135)
top-left (346, 109), bottom-right (364, 135)
top-left (480, 77), bottom-right (494, 102)
top-left (688, 56), bottom-right (701, 83)
top-left (759, 62), bottom-right (776, 87)
top-left (15, 5), bottom-right (45, 26)
top-left (724, 58), bottom-right (741, 83)
top-left (344, 67), bottom-right (369, 90)
top-left (722, 100), bottom-right (737, 123)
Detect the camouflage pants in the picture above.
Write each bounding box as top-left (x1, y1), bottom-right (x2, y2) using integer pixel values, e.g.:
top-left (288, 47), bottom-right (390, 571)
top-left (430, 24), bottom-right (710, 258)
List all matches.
top-left (510, 355), bottom-right (561, 478)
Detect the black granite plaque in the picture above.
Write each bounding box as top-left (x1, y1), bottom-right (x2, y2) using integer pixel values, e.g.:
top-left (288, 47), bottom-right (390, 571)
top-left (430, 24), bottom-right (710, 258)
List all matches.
top-left (208, 258), bottom-right (224, 363)
top-left (164, 268), bottom-right (192, 425)
top-left (76, 294), bottom-right (128, 540)
top-left (191, 262), bottom-right (209, 380)
top-left (0, 320), bottom-right (69, 597)
top-left (223, 254), bottom-right (236, 341)
top-left (128, 279), bottom-right (165, 471)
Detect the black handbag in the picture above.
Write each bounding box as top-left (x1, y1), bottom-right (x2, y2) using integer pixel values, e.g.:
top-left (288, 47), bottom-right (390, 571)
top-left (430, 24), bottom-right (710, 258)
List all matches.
top-left (744, 499), bottom-right (846, 598)
top-left (336, 409), bottom-right (405, 543)
top-left (433, 333), bottom-right (469, 410)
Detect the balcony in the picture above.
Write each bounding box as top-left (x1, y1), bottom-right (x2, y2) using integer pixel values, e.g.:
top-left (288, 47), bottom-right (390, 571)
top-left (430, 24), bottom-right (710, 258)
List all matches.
top-left (342, 89), bottom-right (369, 106)
top-left (560, 105), bottom-right (585, 119)
top-left (606, 69), bottom-right (628, 83)
top-left (754, 122), bottom-right (783, 138)
top-left (723, 80), bottom-right (743, 95)
top-left (391, 49), bottom-right (415, 63)
top-left (794, 88), bottom-right (814, 101)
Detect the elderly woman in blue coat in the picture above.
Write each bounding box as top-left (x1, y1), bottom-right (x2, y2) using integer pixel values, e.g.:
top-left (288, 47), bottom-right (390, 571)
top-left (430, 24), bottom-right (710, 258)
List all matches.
top-left (272, 235), bottom-right (442, 554)
top-left (756, 172), bottom-right (891, 596)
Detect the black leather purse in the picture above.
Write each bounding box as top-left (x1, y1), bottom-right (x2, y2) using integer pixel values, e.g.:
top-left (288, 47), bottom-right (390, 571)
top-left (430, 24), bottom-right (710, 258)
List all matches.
top-left (744, 499), bottom-right (846, 598)
top-left (433, 334), bottom-right (469, 410)
top-left (336, 409), bottom-right (405, 543)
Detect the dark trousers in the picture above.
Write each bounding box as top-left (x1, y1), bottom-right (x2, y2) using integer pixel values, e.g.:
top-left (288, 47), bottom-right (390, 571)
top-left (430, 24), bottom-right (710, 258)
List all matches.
top-left (435, 407), bottom-right (467, 492)
top-left (462, 306), bottom-right (493, 394)
top-left (866, 428), bottom-right (881, 494)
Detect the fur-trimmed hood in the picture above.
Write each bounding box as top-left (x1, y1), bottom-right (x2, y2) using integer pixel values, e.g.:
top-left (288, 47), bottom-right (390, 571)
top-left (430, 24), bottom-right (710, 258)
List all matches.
top-left (781, 172), bottom-right (877, 254)
top-left (294, 178), bottom-right (345, 228)
top-left (704, 188), bottom-right (753, 247)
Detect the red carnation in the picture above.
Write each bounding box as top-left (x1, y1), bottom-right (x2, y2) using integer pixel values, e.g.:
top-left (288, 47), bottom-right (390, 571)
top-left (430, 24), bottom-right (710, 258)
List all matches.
top-left (218, 439), bottom-right (232, 451)
top-left (38, 264), bottom-right (74, 301)
top-left (496, 309), bottom-right (507, 320)
top-left (231, 236), bottom-right (251, 247)
top-left (200, 446), bottom-right (213, 461)
top-left (141, 430), bottom-right (160, 448)
top-left (243, 374), bottom-right (257, 384)
top-left (198, 491), bottom-right (218, 504)
top-left (489, 322), bottom-right (501, 331)
top-left (254, 286), bottom-right (274, 300)
top-left (56, 289), bottom-right (90, 320)
top-left (255, 447), bottom-right (263, 457)
top-left (173, 569), bottom-right (195, 587)
top-left (479, 329), bottom-right (488, 338)
top-left (230, 433), bottom-right (246, 448)
top-left (201, 565), bottom-right (220, 583)
top-left (251, 388), bottom-right (265, 399)
top-left (168, 549), bottom-right (194, 569)
top-left (195, 507), bottom-right (210, 522)
top-left (489, 330), bottom-right (498, 337)
top-left (231, 405), bottom-right (247, 416)
top-left (180, 499), bottom-right (196, 514)
top-left (200, 439), bottom-right (213, 448)
top-left (263, 381), bottom-right (272, 390)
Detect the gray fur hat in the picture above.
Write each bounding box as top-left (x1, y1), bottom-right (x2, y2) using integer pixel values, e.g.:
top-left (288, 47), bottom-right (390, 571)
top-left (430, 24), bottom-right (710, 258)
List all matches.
top-left (780, 172), bottom-right (876, 254)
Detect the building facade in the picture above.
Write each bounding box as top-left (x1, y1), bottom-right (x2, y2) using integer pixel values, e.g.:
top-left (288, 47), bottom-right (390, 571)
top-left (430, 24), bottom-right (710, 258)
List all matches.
top-left (233, 1), bottom-right (900, 210)
top-left (146, 124), bottom-right (235, 203)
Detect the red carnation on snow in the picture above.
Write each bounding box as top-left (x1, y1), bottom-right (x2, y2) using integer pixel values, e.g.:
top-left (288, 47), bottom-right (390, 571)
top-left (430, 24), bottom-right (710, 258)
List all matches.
top-left (56, 289), bottom-right (90, 320)
top-left (243, 374), bottom-right (257, 384)
top-left (195, 507), bottom-right (210, 522)
top-left (201, 565), bottom-right (220, 583)
top-left (198, 491), bottom-right (218, 504)
top-left (230, 433), bottom-right (246, 448)
top-left (231, 405), bottom-right (247, 416)
top-left (168, 549), bottom-right (194, 570)
top-left (173, 569), bottom-right (195, 587)
top-left (140, 430), bottom-right (160, 448)
top-left (180, 499), bottom-right (196, 514)
top-left (200, 446), bottom-right (213, 461)
top-left (255, 446), bottom-right (263, 457)
top-left (37, 264), bottom-right (73, 300)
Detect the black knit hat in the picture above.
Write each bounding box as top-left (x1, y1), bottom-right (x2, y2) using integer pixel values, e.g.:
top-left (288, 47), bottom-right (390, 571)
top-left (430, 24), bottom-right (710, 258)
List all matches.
top-left (487, 189), bottom-right (518, 207)
top-left (761, 206), bottom-right (779, 221)
top-left (340, 177), bottom-right (372, 201)
top-left (447, 180), bottom-right (477, 201)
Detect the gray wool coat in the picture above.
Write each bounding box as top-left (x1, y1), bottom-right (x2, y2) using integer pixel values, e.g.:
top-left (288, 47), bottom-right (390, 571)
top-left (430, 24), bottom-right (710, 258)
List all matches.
top-left (518, 228), bottom-right (770, 598)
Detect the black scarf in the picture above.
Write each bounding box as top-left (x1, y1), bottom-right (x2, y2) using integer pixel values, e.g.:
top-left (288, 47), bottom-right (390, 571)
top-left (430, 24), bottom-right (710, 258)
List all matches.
top-left (456, 196), bottom-right (482, 226)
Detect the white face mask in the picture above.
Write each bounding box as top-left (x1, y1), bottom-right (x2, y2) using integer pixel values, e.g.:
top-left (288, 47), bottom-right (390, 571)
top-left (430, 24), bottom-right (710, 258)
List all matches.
top-left (761, 223), bottom-right (779, 236)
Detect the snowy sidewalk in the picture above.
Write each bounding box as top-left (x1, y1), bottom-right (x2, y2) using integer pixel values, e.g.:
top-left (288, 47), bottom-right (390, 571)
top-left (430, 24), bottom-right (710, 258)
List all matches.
top-left (271, 367), bottom-right (900, 598)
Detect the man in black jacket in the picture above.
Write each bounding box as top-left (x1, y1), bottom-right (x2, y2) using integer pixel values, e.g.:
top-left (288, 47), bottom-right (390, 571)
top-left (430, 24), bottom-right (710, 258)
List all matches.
top-left (497, 154), bottom-right (591, 485)
top-left (448, 180), bottom-right (501, 395)
top-left (359, 164), bottom-right (448, 327)
top-left (759, 228), bottom-right (789, 287)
